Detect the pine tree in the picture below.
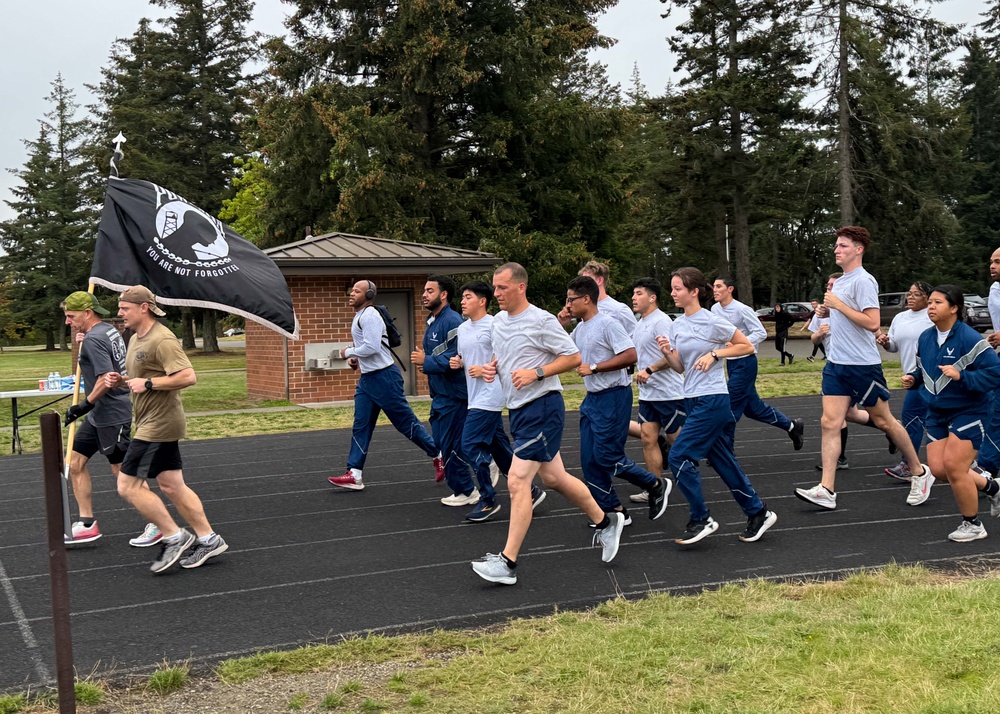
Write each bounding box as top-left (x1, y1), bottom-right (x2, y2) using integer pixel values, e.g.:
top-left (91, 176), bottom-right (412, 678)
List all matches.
top-left (90, 0), bottom-right (258, 351)
top-left (0, 76), bottom-right (97, 350)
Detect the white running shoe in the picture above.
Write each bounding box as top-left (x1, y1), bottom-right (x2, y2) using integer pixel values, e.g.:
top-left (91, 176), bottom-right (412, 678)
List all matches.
top-left (629, 491), bottom-right (650, 503)
top-left (989, 479), bottom-right (1000, 518)
top-left (794, 483), bottom-right (837, 510)
top-left (906, 465), bottom-right (935, 506)
top-left (441, 491), bottom-right (480, 507)
top-left (129, 522), bottom-right (162, 548)
top-left (948, 520), bottom-right (987, 542)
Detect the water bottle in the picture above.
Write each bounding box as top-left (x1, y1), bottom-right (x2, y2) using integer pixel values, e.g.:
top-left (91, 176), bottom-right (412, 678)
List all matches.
top-left (53, 372), bottom-right (62, 390)
top-left (46, 372), bottom-right (55, 391)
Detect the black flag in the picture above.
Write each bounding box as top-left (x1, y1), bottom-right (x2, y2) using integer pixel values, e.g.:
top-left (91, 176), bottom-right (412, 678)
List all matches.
top-left (91, 177), bottom-right (299, 339)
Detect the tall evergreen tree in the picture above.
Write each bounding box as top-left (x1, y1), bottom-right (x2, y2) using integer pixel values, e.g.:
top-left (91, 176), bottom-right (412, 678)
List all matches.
top-left (0, 76), bottom-right (96, 350)
top-left (90, 0), bottom-right (258, 350)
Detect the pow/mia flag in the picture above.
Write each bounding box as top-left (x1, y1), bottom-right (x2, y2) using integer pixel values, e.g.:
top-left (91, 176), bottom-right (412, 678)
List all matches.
top-left (91, 177), bottom-right (299, 339)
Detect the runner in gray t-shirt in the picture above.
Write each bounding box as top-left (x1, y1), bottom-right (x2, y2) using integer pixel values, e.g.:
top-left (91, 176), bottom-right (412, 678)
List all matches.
top-left (470, 263), bottom-right (626, 586)
top-left (61, 291), bottom-right (141, 547)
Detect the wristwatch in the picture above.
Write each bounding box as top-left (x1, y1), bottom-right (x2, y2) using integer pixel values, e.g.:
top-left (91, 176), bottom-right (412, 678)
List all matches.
top-left (644, 366), bottom-right (653, 376)
top-left (710, 351), bottom-right (719, 362)
top-left (589, 363), bottom-right (599, 373)
top-left (145, 378), bottom-right (154, 392)
top-left (535, 367), bottom-right (545, 380)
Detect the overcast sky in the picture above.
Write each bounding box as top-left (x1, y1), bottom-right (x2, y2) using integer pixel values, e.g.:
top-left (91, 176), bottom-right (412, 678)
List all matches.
top-left (0, 0), bottom-right (987, 223)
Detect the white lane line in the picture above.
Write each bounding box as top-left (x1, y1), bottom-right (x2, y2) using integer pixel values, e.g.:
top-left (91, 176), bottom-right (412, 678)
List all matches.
top-left (0, 557), bottom-right (50, 682)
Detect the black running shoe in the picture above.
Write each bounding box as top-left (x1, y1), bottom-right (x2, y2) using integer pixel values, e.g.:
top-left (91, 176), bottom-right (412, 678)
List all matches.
top-left (675, 517), bottom-right (719, 545)
top-left (648, 477), bottom-right (671, 520)
top-left (788, 419), bottom-right (804, 451)
top-left (739, 509), bottom-right (777, 542)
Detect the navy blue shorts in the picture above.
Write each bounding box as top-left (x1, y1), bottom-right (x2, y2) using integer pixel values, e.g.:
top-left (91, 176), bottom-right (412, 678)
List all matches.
top-left (638, 399), bottom-right (686, 435)
top-left (821, 362), bottom-right (890, 408)
top-left (509, 391), bottom-right (565, 463)
top-left (925, 408), bottom-right (989, 451)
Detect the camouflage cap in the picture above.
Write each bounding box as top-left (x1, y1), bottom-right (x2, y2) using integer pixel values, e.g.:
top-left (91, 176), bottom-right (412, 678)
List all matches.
top-left (61, 291), bottom-right (109, 316)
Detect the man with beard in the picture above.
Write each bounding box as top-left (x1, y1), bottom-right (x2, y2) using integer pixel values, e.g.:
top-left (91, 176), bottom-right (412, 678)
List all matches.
top-left (411, 275), bottom-right (478, 505)
top-left (329, 280), bottom-right (445, 490)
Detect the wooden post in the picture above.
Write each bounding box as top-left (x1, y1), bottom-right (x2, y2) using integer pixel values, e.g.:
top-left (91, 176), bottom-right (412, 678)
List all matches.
top-left (40, 413), bottom-right (76, 714)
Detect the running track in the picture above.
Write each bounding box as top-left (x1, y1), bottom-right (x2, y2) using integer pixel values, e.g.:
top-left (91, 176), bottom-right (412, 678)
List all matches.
top-left (1, 393), bottom-right (995, 692)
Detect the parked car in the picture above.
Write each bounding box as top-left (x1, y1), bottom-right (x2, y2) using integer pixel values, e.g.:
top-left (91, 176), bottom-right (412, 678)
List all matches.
top-left (965, 295), bottom-right (991, 331)
top-left (223, 328), bottom-right (245, 337)
top-left (755, 302), bottom-right (813, 322)
top-left (878, 292), bottom-right (906, 326)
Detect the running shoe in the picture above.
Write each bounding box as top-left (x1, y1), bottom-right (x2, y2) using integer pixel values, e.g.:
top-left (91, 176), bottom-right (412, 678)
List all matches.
top-left (588, 509), bottom-right (632, 528)
top-left (530, 485), bottom-right (547, 510)
top-left (441, 491), bottom-right (480, 507)
top-left (489, 461), bottom-right (501, 487)
top-left (788, 419), bottom-right (805, 451)
top-left (466, 500), bottom-right (502, 523)
top-left (675, 517), bottom-right (719, 545)
top-left (885, 461), bottom-right (911, 482)
top-left (328, 471), bottom-right (365, 490)
top-left (180, 535), bottom-right (228, 569)
top-left (129, 522), bottom-right (162, 548)
top-left (65, 520), bottom-right (102, 545)
top-left (814, 457), bottom-right (849, 471)
top-left (906, 465), bottom-right (935, 506)
top-left (795, 483), bottom-right (837, 510)
top-left (989, 479), bottom-right (1000, 518)
top-left (592, 511), bottom-right (626, 562)
top-left (806, 355), bottom-right (815, 362)
top-left (433, 455), bottom-right (446, 482)
top-left (150, 529), bottom-right (195, 574)
top-left (948, 520), bottom-right (987, 543)
top-left (629, 490), bottom-right (650, 504)
top-left (649, 477), bottom-right (671, 521)
top-left (739, 509), bottom-right (778, 543)
top-left (471, 552), bottom-right (517, 585)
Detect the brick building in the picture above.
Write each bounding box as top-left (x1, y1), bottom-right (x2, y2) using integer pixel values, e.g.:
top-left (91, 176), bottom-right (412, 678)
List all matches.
top-left (246, 232), bottom-right (501, 404)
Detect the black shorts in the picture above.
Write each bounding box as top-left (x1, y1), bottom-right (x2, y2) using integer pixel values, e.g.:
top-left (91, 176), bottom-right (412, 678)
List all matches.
top-left (120, 440), bottom-right (183, 479)
top-left (72, 420), bottom-right (131, 465)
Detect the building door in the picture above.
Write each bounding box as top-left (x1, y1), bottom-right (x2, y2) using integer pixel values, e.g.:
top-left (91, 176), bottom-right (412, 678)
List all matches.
top-left (378, 291), bottom-right (416, 395)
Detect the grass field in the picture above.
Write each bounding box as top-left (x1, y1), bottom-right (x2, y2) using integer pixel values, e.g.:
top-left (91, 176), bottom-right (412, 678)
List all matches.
top-left (6, 565), bottom-right (1000, 713)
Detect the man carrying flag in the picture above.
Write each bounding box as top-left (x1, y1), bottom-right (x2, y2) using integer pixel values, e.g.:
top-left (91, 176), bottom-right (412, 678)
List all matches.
top-left (61, 291), bottom-right (158, 546)
top-left (104, 286), bottom-right (227, 573)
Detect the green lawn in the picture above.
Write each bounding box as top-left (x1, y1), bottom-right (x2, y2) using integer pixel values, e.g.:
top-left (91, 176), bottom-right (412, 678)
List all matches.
top-left (10, 566), bottom-right (999, 713)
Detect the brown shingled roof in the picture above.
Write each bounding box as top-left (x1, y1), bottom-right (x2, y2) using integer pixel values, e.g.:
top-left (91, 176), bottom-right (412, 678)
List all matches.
top-left (264, 232), bottom-right (500, 274)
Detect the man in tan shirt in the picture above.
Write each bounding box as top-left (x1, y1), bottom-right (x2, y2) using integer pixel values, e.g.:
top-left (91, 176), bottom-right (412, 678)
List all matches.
top-left (104, 286), bottom-right (227, 574)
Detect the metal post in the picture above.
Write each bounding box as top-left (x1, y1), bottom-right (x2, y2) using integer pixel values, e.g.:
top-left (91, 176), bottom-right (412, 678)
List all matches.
top-left (40, 413), bottom-right (76, 714)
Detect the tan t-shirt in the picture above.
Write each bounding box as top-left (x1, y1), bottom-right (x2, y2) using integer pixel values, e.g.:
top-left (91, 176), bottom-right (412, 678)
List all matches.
top-left (125, 321), bottom-right (193, 442)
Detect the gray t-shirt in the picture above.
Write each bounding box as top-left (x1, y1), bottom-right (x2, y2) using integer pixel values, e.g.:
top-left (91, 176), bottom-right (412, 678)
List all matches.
top-left (990, 282), bottom-right (1000, 334)
top-left (598, 296), bottom-right (638, 336)
top-left (885, 308), bottom-right (933, 374)
top-left (672, 309), bottom-right (736, 398)
top-left (345, 306), bottom-right (393, 373)
top-left (711, 299), bottom-right (767, 356)
top-left (633, 309), bottom-right (684, 401)
top-left (79, 323), bottom-right (131, 427)
top-left (457, 315), bottom-right (505, 412)
top-left (808, 314), bottom-right (830, 348)
top-left (828, 266), bottom-right (881, 366)
top-left (491, 304), bottom-right (579, 410)
top-left (572, 313), bottom-right (634, 393)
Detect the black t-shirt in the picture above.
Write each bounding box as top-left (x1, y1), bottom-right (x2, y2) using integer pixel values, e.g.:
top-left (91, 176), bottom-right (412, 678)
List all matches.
top-left (774, 311), bottom-right (795, 334)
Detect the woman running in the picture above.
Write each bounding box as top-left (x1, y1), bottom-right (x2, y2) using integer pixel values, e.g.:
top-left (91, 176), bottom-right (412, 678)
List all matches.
top-left (773, 303), bottom-right (795, 366)
top-left (648, 267), bottom-right (777, 545)
top-left (877, 281), bottom-right (933, 481)
top-left (903, 286), bottom-right (1000, 542)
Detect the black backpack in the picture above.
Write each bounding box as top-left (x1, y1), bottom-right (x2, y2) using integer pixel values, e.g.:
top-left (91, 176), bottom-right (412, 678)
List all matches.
top-left (369, 304), bottom-right (406, 371)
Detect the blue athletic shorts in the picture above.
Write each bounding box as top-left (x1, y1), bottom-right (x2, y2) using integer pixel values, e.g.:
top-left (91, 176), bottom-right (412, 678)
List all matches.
top-left (925, 407), bottom-right (989, 451)
top-left (821, 362), bottom-right (890, 408)
top-left (638, 399), bottom-right (687, 435)
top-left (508, 391), bottom-right (565, 463)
